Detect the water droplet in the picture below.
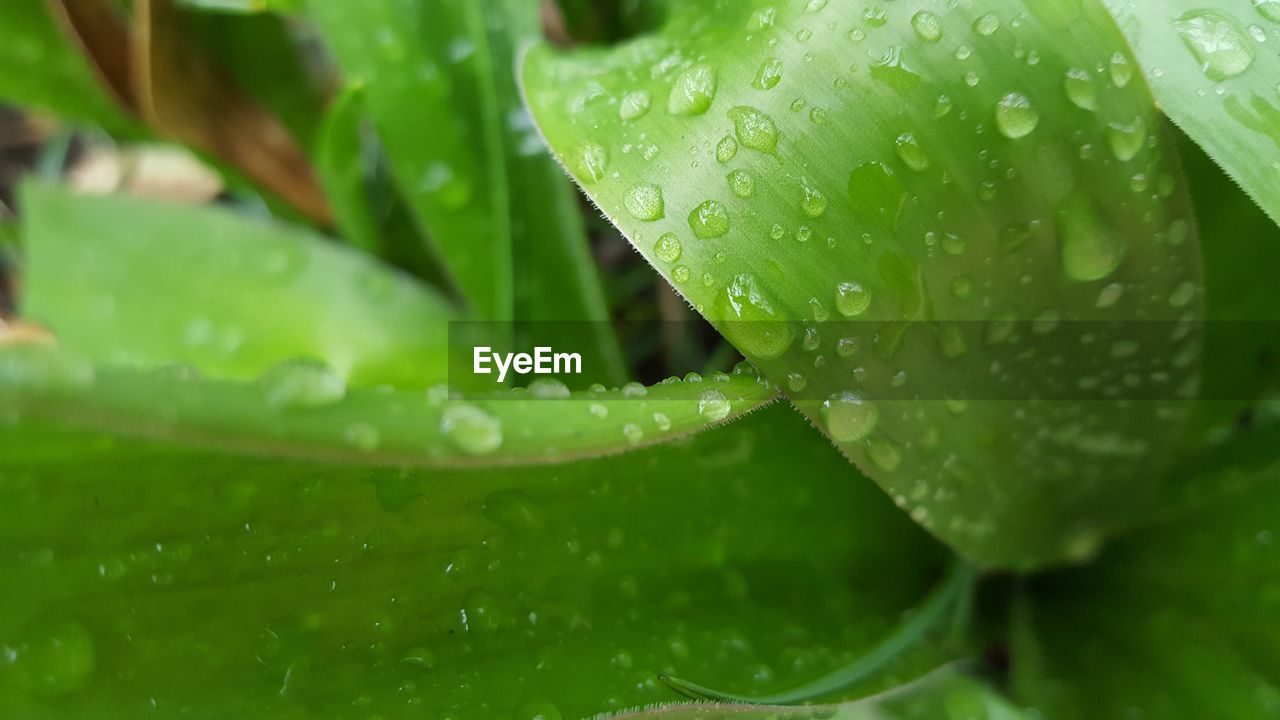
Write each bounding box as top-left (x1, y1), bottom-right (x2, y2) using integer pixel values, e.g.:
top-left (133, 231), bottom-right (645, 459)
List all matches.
top-left (911, 11), bottom-right (944, 42)
top-left (727, 169), bottom-right (756, 198)
top-left (8, 619), bottom-right (95, 697)
top-left (619, 90), bottom-right (652, 120)
top-left (836, 337), bottom-right (859, 357)
top-left (256, 359), bottom-right (346, 410)
top-left (1256, 0), bottom-right (1280, 23)
top-left (848, 161), bottom-right (906, 228)
top-left (1169, 280), bottom-right (1197, 307)
top-left (344, 422), bottom-right (381, 451)
top-left (1057, 194), bottom-right (1125, 281)
top-left (995, 92), bottom-right (1039, 139)
top-left (753, 57), bottom-right (783, 90)
top-left (574, 142), bottom-right (608, 183)
top-left (668, 64), bottom-right (718, 115)
top-left (672, 265), bottom-right (691, 283)
top-left (799, 178), bottom-right (828, 217)
top-left (822, 391), bottom-right (879, 442)
top-left (718, 273), bottom-right (795, 359)
top-left (835, 281), bottom-right (871, 317)
top-left (529, 378), bottom-right (571, 399)
top-left (808, 107), bottom-right (828, 125)
top-left (974, 13), bottom-right (1000, 36)
top-left (698, 390), bottom-right (732, 422)
top-left (869, 46), bottom-right (921, 92)
top-left (951, 274), bottom-right (974, 300)
top-left (1095, 282), bottom-right (1125, 308)
top-left (1107, 117), bottom-right (1147, 161)
top-left (484, 489), bottom-right (545, 536)
top-left (728, 106), bottom-right (779, 154)
top-left (894, 132), bottom-right (930, 171)
top-left (716, 135), bottom-right (739, 163)
top-left (624, 183), bottom-right (664, 221)
top-left (1063, 68), bottom-right (1097, 110)
top-left (654, 233), bottom-right (683, 263)
top-left (1109, 52), bottom-right (1133, 87)
top-left (689, 200), bottom-right (731, 238)
top-left (441, 403), bottom-right (503, 455)
top-left (787, 372), bottom-right (808, 391)
top-left (866, 437), bottom-right (901, 470)
top-left (1174, 11), bottom-right (1255, 82)
top-left (622, 423), bottom-right (645, 444)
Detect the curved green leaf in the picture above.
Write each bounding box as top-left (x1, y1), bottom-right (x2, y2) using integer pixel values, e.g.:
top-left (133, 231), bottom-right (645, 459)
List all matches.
top-left (1106, 0), bottom-right (1280, 229)
top-left (0, 343), bottom-right (776, 466)
top-left (20, 182), bottom-right (456, 389)
top-left (524, 0), bottom-right (1204, 568)
top-left (0, 405), bottom-right (950, 717)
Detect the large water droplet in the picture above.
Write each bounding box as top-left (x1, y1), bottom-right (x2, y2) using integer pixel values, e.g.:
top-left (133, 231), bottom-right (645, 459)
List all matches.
top-left (689, 200), bottom-right (731, 238)
top-left (1256, 0), bottom-right (1280, 23)
top-left (1173, 11), bottom-right (1255, 82)
top-left (911, 11), bottom-right (943, 42)
top-left (1109, 52), bottom-right (1134, 87)
top-left (1057, 195), bottom-right (1126, 281)
top-left (995, 92), bottom-right (1040, 139)
top-left (753, 57), bottom-right (783, 90)
top-left (1063, 68), bottom-right (1097, 111)
top-left (835, 281), bottom-right (871, 317)
top-left (256, 358), bottom-right (346, 410)
top-left (822, 391), bottom-right (879, 442)
top-left (668, 64), bottom-right (718, 115)
top-left (623, 183), bottom-right (664, 221)
top-left (441, 403), bottom-right (503, 455)
top-left (654, 232), bottom-right (683, 263)
top-left (727, 169), bottom-right (756, 198)
top-left (718, 273), bottom-right (795, 359)
top-left (1107, 117), bottom-right (1147, 161)
top-left (728, 106), bottom-right (779, 154)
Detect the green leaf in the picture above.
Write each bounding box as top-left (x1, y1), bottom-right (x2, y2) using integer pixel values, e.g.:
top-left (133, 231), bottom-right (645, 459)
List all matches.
top-left (0, 0), bottom-right (135, 131)
top-left (0, 343), bottom-right (777, 466)
top-left (20, 182), bottom-right (456, 388)
top-left (1106, 0), bottom-right (1280, 229)
top-left (524, 0), bottom-right (1204, 568)
top-left (0, 405), bottom-right (951, 717)
top-left (178, 0), bottom-right (303, 14)
top-left (1012, 420), bottom-right (1280, 719)
top-left (316, 85), bottom-right (384, 255)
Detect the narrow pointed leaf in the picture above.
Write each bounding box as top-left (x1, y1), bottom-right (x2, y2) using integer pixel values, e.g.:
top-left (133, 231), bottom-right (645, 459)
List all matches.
top-left (524, 0), bottom-right (1205, 568)
top-left (1106, 0), bottom-right (1280, 228)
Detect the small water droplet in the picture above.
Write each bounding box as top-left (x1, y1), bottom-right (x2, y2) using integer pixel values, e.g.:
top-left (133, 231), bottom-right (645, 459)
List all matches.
top-left (799, 178), bottom-right (828, 217)
top-left (698, 390), bottom-right (732, 421)
top-left (529, 378), bottom-right (571, 399)
top-left (727, 169), bottom-right (757, 198)
top-left (866, 437), bottom-right (901, 470)
top-left (256, 359), bottom-right (346, 410)
top-left (622, 423), bottom-right (645, 444)
top-left (911, 11), bottom-right (943, 42)
top-left (1174, 11), bottom-right (1255, 82)
top-left (344, 422), bottom-right (381, 451)
top-left (1107, 116), bottom-right (1147, 161)
top-left (835, 281), bottom-right (871, 317)
top-left (689, 200), bottom-right (731, 238)
top-left (753, 57), bottom-right (783, 90)
top-left (716, 135), bottom-right (739, 163)
top-left (1063, 68), bottom-right (1097, 110)
top-left (869, 46), bottom-right (921, 92)
top-left (654, 233), bottom-right (683, 263)
top-left (1109, 52), bottom-right (1134, 87)
top-left (1169, 280), bottom-right (1198, 307)
top-left (974, 13), bottom-right (1000, 36)
top-left (728, 106), bottom-right (779, 154)
top-left (787, 372), bottom-right (808, 391)
top-left (894, 132), bottom-right (930, 171)
top-left (619, 90), bottom-right (652, 120)
top-left (624, 183), bottom-right (664, 221)
top-left (668, 64), bottom-right (718, 115)
top-left (573, 143), bottom-right (608, 183)
top-left (995, 92), bottom-right (1039, 139)
top-left (441, 403), bottom-right (503, 455)
top-left (822, 391), bottom-right (879, 442)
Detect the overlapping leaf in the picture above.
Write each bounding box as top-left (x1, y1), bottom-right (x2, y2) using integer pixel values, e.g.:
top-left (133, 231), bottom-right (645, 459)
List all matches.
top-left (525, 0), bottom-right (1205, 568)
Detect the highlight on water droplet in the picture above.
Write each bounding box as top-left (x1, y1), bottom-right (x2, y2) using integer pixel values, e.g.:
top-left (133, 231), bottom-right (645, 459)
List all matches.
top-left (619, 89), bottom-right (652, 120)
top-left (716, 135), bottom-right (739, 163)
top-left (728, 106), bottom-right (779, 154)
top-left (574, 142), bottom-right (608, 183)
top-left (821, 391), bottom-right (879, 442)
top-left (799, 178), bottom-right (828, 217)
top-left (698, 389), bottom-right (732, 422)
top-left (668, 64), bottom-right (719, 115)
top-left (623, 183), bottom-right (664, 221)
top-left (1056, 193), bottom-right (1126, 281)
top-left (256, 358), bottom-right (346, 410)
top-left (1063, 68), bottom-right (1097, 111)
top-left (654, 232), bottom-right (683, 263)
top-left (974, 13), bottom-right (1000, 36)
top-left (894, 132), bottom-right (930, 171)
top-left (727, 169), bottom-right (756, 198)
top-left (689, 200), bottom-right (731, 238)
top-left (441, 403), bottom-right (503, 455)
top-left (1256, 0), bottom-right (1280, 23)
top-left (1107, 117), bottom-right (1148, 161)
top-left (835, 281), bottom-right (871, 317)
top-left (718, 273), bottom-right (795, 359)
top-left (995, 92), bottom-right (1039, 139)
top-left (1173, 10), bottom-right (1255, 82)
top-left (1109, 52), bottom-right (1133, 87)
top-left (753, 57), bottom-right (783, 90)
top-left (911, 11), bottom-right (943, 42)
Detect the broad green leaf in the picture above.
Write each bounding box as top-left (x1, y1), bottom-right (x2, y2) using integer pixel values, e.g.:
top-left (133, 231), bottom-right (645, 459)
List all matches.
top-left (0, 405), bottom-right (951, 718)
top-left (1012, 420), bottom-right (1280, 719)
top-left (524, 0), bottom-right (1204, 568)
top-left (0, 343), bottom-right (777, 466)
top-left (309, 0), bottom-right (628, 386)
top-left (20, 183), bottom-right (455, 388)
top-left (0, 0), bottom-right (135, 131)
top-left (1105, 0), bottom-right (1280, 229)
